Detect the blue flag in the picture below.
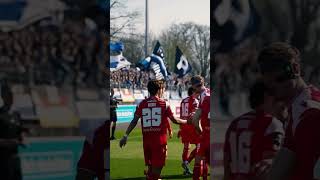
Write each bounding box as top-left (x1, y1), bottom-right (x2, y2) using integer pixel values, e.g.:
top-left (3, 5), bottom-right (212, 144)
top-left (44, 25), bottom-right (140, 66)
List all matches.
top-left (174, 47), bottom-right (192, 78)
top-left (152, 41), bottom-right (164, 60)
top-left (110, 42), bottom-right (124, 54)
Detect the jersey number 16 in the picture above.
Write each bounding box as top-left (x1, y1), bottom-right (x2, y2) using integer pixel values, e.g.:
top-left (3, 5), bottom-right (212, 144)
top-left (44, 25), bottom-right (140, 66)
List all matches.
top-left (229, 131), bottom-right (252, 174)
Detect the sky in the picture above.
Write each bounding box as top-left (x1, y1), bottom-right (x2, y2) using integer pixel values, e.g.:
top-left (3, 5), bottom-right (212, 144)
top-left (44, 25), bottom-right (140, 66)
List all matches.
top-left (120, 0), bottom-right (210, 36)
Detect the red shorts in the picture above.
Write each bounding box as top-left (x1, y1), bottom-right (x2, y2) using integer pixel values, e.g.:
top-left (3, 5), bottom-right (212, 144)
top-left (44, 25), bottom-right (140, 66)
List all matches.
top-left (197, 134), bottom-right (210, 164)
top-left (143, 143), bottom-right (167, 167)
top-left (180, 125), bottom-right (200, 144)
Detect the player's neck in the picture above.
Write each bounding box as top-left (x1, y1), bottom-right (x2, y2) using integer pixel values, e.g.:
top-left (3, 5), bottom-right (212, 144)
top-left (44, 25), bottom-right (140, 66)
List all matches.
top-left (200, 86), bottom-right (206, 92)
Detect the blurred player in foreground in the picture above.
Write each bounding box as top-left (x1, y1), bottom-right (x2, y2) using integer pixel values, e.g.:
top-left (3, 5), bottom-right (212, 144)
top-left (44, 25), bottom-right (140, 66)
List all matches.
top-left (188, 75), bottom-right (210, 180)
top-left (119, 80), bottom-right (190, 180)
top-left (178, 87), bottom-right (200, 175)
top-left (223, 80), bottom-right (285, 180)
top-left (76, 121), bottom-right (110, 180)
top-left (258, 42), bottom-right (320, 180)
top-left (0, 79), bottom-right (26, 180)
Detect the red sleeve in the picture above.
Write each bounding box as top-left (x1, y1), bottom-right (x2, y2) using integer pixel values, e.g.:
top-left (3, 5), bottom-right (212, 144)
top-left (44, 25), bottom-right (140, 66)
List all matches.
top-left (189, 98), bottom-right (199, 113)
top-left (166, 105), bottom-right (174, 119)
top-left (135, 101), bottom-right (143, 117)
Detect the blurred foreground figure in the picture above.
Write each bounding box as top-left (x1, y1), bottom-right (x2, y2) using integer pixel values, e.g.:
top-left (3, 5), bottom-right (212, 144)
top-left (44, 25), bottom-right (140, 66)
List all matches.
top-left (76, 121), bottom-right (110, 180)
top-left (224, 80), bottom-right (285, 180)
top-left (258, 42), bottom-right (320, 180)
top-left (0, 79), bottom-right (25, 180)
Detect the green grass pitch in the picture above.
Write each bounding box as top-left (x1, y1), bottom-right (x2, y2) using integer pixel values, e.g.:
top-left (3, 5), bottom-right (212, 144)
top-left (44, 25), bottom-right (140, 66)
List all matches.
top-left (110, 124), bottom-right (208, 180)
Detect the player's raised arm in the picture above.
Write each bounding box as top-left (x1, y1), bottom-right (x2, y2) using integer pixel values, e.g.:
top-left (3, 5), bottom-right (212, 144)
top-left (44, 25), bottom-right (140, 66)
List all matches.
top-left (119, 114), bottom-right (140, 148)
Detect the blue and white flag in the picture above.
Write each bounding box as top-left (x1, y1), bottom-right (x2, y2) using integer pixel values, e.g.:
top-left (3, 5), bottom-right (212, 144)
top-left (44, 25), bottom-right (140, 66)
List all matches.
top-left (0, 0), bottom-right (66, 32)
top-left (110, 54), bottom-right (131, 72)
top-left (174, 46), bottom-right (192, 78)
top-left (110, 42), bottom-right (131, 72)
top-left (136, 41), bottom-right (168, 81)
top-left (149, 54), bottom-right (168, 80)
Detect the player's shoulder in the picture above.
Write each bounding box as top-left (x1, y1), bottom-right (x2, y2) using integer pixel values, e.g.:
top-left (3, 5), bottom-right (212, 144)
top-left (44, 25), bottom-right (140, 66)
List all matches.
top-left (228, 111), bottom-right (256, 131)
top-left (182, 96), bottom-right (190, 102)
top-left (202, 88), bottom-right (210, 96)
top-left (137, 98), bottom-right (147, 108)
top-left (85, 121), bottom-right (106, 145)
top-left (291, 85), bottom-right (320, 134)
top-left (264, 117), bottom-right (284, 136)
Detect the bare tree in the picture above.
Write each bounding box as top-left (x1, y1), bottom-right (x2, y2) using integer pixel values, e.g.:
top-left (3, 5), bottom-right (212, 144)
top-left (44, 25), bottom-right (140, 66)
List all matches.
top-left (159, 23), bottom-right (210, 78)
top-left (110, 0), bottom-right (141, 40)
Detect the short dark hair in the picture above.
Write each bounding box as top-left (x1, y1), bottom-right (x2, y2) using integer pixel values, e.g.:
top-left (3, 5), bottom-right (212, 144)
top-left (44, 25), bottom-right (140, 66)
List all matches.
top-left (257, 42), bottom-right (300, 73)
top-left (191, 75), bottom-right (204, 86)
top-left (249, 80), bottom-right (266, 109)
top-left (147, 80), bottom-right (165, 96)
top-left (188, 87), bottom-right (194, 96)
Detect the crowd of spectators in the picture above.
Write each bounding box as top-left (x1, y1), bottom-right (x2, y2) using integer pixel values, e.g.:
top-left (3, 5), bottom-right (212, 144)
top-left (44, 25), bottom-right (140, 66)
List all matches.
top-left (110, 67), bottom-right (192, 94)
top-left (0, 17), bottom-right (106, 88)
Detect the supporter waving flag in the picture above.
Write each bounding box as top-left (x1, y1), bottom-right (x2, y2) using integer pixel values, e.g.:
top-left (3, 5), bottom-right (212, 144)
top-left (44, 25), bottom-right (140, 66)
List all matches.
top-left (136, 41), bottom-right (168, 81)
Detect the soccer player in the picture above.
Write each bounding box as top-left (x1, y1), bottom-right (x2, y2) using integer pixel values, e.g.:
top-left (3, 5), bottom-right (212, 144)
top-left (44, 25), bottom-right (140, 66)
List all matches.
top-left (257, 42), bottom-right (320, 180)
top-left (178, 87), bottom-right (200, 175)
top-left (189, 75), bottom-right (210, 180)
top-left (76, 121), bottom-right (110, 180)
top-left (119, 80), bottom-right (189, 180)
top-left (223, 80), bottom-right (285, 180)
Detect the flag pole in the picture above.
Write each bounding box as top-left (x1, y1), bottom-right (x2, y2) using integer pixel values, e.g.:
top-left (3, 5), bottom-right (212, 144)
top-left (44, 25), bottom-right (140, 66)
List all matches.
top-left (145, 0), bottom-right (149, 57)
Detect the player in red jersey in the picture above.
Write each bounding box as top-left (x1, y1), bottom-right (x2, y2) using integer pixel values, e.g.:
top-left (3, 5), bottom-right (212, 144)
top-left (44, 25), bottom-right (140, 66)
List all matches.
top-left (188, 75), bottom-right (210, 180)
top-left (257, 42), bottom-right (320, 180)
top-left (223, 80), bottom-right (285, 180)
top-left (119, 80), bottom-right (189, 180)
top-left (178, 87), bottom-right (201, 175)
top-left (76, 120), bottom-right (110, 180)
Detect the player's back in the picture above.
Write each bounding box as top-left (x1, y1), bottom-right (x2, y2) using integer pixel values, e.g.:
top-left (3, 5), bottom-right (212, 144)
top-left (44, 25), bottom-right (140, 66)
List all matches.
top-left (179, 96), bottom-right (200, 143)
top-left (180, 96), bottom-right (191, 119)
top-left (284, 86), bottom-right (320, 180)
top-left (136, 96), bottom-right (173, 145)
top-left (224, 110), bottom-right (283, 179)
